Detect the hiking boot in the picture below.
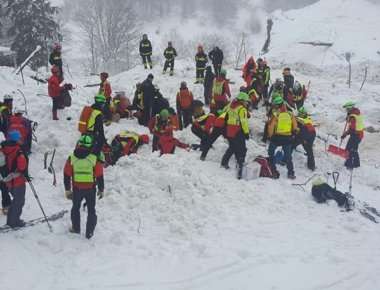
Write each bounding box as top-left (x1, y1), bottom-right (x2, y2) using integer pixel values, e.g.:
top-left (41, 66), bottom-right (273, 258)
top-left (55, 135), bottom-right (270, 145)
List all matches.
top-left (221, 163), bottom-right (230, 170)
top-left (7, 219), bottom-right (26, 228)
top-left (237, 166), bottom-right (243, 180)
top-left (200, 155), bottom-right (206, 161)
top-left (287, 173), bottom-right (296, 180)
top-left (86, 232), bottom-right (94, 239)
top-left (69, 226), bottom-right (80, 234)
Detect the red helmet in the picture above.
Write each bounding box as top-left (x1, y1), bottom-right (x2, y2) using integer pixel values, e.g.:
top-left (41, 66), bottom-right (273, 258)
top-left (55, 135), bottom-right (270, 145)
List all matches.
top-left (51, 65), bottom-right (59, 74)
top-left (139, 134), bottom-right (149, 144)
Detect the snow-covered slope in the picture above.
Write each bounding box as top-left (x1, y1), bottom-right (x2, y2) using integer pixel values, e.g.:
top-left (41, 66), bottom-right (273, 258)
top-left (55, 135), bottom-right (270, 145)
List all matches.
top-left (1, 0), bottom-right (380, 289)
top-left (266, 0), bottom-right (380, 66)
top-left (1, 56), bottom-right (380, 290)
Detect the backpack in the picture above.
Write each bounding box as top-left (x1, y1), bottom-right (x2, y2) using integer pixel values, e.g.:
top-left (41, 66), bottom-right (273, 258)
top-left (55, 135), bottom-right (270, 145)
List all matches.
top-left (254, 156), bottom-right (274, 178)
top-left (78, 106), bottom-right (93, 133)
top-left (7, 116), bottom-right (31, 146)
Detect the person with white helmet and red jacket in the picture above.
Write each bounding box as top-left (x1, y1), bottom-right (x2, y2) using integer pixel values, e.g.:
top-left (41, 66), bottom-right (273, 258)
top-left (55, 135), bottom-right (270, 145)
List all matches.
top-left (341, 101), bottom-right (364, 169)
top-left (48, 65), bottom-right (63, 120)
top-left (1, 130), bottom-right (28, 227)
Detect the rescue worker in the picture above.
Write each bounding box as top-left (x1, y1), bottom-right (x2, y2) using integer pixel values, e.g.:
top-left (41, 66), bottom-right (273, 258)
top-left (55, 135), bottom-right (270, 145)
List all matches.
top-left (221, 92), bottom-right (250, 179)
top-left (242, 56), bottom-right (256, 87)
top-left (106, 131), bottom-right (149, 165)
top-left (64, 135), bottom-right (104, 239)
top-left (1, 130), bottom-right (28, 228)
top-left (256, 58), bottom-right (271, 105)
top-left (191, 100), bottom-right (215, 151)
top-left (282, 67), bottom-right (295, 103)
top-left (267, 95), bottom-right (298, 179)
top-left (131, 83), bottom-right (145, 125)
top-left (176, 81), bottom-right (194, 130)
top-left (99, 72), bottom-right (112, 124)
top-left (139, 34), bottom-right (153, 69)
top-left (48, 65), bottom-right (63, 120)
top-left (141, 73), bottom-right (155, 126)
top-left (7, 109), bottom-right (33, 155)
top-left (341, 101), bottom-right (364, 169)
top-left (163, 41), bottom-right (177, 76)
top-left (200, 102), bottom-right (229, 161)
top-left (86, 94), bottom-right (108, 155)
top-left (0, 95), bottom-right (13, 136)
top-left (208, 46), bottom-right (224, 76)
top-left (148, 109), bottom-right (188, 154)
top-left (151, 86), bottom-right (170, 117)
top-left (268, 78), bottom-right (285, 101)
top-left (195, 45), bottom-right (208, 84)
top-left (293, 107), bottom-right (316, 171)
top-left (49, 43), bottom-right (63, 77)
top-left (210, 69), bottom-right (231, 114)
top-left (291, 81), bottom-right (308, 109)
top-left (203, 66), bottom-right (215, 106)
top-left (110, 91), bottom-right (131, 120)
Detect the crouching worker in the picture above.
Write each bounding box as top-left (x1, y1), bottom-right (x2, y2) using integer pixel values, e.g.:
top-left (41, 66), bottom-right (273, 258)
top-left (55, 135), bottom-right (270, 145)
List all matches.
top-left (267, 95), bottom-right (298, 179)
top-left (191, 100), bottom-right (215, 151)
top-left (149, 109), bottom-right (188, 154)
top-left (64, 135), bottom-right (104, 239)
top-left (104, 131), bottom-right (149, 166)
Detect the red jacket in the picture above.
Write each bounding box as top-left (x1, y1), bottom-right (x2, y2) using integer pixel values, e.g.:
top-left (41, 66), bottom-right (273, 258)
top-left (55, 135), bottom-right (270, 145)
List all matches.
top-left (242, 57), bottom-right (256, 86)
top-left (48, 74), bottom-right (62, 98)
top-left (1, 141), bottom-right (27, 188)
top-left (148, 116), bottom-right (174, 138)
top-left (176, 88), bottom-right (194, 110)
top-left (192, 113), bottom-right (215, 135)
top-left (100, 80), bottom-right (112, 100)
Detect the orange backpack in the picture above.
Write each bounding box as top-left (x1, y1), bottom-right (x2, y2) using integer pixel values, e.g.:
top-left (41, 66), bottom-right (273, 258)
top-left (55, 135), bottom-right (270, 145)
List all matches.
top-left (78, 106), bottom-right (93, 133)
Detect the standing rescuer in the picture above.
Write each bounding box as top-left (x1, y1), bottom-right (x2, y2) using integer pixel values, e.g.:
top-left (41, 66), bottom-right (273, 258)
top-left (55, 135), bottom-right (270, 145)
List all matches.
top-left (267, 95), bottom-right (298, 179)
top-left (195, 45), bottom-right (208, 84)
top-left (221, 92), bottom-right (250, 180)
top-left (1, 130), bottom-right (28, 228)
top-left (341, 101), bottom-right (364, 169)
top-left (139, 34), bottom-right (153, 69)
top-left (64, 135), bottom-right (104, 239)
top-left (163, 41), bottom-right (177, 76)
top-left (176, 81), bottom-right (194, 130)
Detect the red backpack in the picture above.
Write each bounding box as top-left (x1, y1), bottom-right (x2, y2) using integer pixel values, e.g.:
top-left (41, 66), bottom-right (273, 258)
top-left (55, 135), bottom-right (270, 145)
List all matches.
top-left (254, 156), bottom-right (274, 178)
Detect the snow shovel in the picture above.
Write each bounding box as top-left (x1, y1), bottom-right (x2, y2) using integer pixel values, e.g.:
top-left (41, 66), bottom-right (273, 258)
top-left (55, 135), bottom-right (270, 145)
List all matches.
top-left (328, 123), bottom-right (348, 159)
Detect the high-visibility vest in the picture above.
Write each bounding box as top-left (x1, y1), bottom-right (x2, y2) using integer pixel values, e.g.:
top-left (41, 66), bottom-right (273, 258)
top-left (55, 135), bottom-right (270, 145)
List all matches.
top-left (70, 154), bottom-right (97, 183)
top-left (296, 116), bottom-right (313, 126)
top-left (275, 112), bottom-right (292, 135)
top-left (350, 114), bottom-right (364, 132)
top-left (87, 109), bottom-right (102, 132)
top-left (212, 79), bottom-right (224, 96)
top-left (119, 131), bottom-right (139, 144)
top-left (226, 105), bottom-right (244, 127)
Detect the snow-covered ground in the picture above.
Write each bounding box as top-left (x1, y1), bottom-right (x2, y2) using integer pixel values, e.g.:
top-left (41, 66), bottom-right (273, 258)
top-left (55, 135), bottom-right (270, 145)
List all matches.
top-left (1, 0), bottom-right (380, 290)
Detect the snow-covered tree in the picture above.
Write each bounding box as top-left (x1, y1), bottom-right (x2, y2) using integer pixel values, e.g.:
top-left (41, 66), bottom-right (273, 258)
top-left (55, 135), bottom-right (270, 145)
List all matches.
top-left (6, 0), bottom-right (61, 70)
top-left (75, 0), bottom-right (140, 73)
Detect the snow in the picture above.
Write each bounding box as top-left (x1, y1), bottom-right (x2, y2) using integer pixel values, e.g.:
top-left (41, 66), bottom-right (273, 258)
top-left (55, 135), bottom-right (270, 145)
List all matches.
top-left (1, 0), bottom-right (380, 289)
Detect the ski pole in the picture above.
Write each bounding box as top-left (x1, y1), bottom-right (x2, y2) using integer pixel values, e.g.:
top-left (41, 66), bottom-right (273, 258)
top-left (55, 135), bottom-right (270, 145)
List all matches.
top-left (27, 179), bottom-right (53, 232)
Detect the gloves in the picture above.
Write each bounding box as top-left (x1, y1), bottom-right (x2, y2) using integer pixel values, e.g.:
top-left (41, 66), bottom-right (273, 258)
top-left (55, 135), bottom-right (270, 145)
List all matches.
top-left (244, 134), bottom-right (250, 140)
top-left (97, 191), bottom-right (104, 200)
top-left (341, 133), bottom-right (347, 139)
top-left (65, 190), bottom-right (73, 200)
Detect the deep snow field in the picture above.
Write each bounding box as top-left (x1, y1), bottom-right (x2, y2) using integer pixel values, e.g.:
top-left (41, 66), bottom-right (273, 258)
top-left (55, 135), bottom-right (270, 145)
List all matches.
top-left (1, 0), bottom-right (380, 290)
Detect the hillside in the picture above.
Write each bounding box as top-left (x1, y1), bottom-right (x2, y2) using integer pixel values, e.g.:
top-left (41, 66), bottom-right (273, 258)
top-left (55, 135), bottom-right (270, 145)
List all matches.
top-left (1, 0), bottom-right (380, 289)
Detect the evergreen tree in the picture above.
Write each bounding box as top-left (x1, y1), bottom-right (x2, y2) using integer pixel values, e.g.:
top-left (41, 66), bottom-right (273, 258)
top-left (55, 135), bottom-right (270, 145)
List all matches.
top-left (6, 0), bottom-right (61, 70)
